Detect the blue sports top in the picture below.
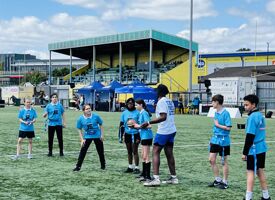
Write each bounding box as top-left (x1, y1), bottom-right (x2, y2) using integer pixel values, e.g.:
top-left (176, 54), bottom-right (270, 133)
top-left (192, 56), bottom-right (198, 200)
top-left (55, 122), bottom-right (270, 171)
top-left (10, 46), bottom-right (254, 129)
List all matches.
top-left (138, 109), bottom-right (153, 140)
top-left (210, 108), bottom-right (232, 146)
top-left (45, 103), bottom-right (64, 126)
top-left (120, 109), bottom-right (139, 134)
top-left (246, 110), bottom-right (268, 155)
top-left (76, 113), bottom-right (103, 139)
top-left (18, 107), bottom-right (37, 131)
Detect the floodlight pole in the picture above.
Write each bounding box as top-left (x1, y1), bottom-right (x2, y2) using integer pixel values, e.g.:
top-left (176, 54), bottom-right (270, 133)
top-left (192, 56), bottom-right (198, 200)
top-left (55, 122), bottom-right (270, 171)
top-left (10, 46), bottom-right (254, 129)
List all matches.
top-left (267, 42), bottom-right (269, 67)
top-left (49, 50), bottom-right (52, 95)
top-left (188, 0), bottom-right (193, 98)
top-left (70, 48), bottom-right (72, 83)
top-left (92, 46), bottom-right (96, 82)
top-left (149, 38), bottom-right (153, 83)
top-left (119, 43), bottom-right (122, 83)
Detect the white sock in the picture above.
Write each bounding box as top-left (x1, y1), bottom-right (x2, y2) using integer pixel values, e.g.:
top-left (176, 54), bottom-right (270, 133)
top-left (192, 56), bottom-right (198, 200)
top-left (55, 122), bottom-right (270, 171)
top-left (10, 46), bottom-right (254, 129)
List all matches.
top-left (215, 177), bottom-right (222, 182)
top-left (153, 175), bottom-right (159, 180)
top-left (222, 179), bottom-right (228, 185)
top-left (128, 164), bottom-right (133, 169)
top-left (135, 166), bottom-right (139, 169)
top-left (246, 191), bottom-right (253, 200)
top-left (262, 190), bottom-right (270, 199)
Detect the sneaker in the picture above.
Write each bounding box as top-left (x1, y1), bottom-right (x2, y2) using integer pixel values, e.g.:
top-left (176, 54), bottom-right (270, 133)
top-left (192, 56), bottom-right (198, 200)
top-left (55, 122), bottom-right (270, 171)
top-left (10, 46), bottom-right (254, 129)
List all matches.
top-left (138, 176), bottom-right (146, 182)
top-left (218, 182), bottom-right (229, 189)
top-left (261, 197), bottom-right (271, 200)
top-left (162, 177), bottom-right (179, 185)
top-left (73, 167), bottom-right (80, 172)
top-left (208, 180), bottom-right (221, 187)
top-left (144, 178), bottom-right (161, 187)
top-left (27, 154), bottom-right (33, 159)
top-left (11, 155), bottom-right (19, 160)
top-left (47, 153), bottom-right (53, 157)
top-left (101, 165), bottom-right (106, 170)
top-left (124, 167), bottom-right (134, 173)
top-left (60, 152), bottom-right (64, 157)
top-left (133, 168), bottom-right (141, 174)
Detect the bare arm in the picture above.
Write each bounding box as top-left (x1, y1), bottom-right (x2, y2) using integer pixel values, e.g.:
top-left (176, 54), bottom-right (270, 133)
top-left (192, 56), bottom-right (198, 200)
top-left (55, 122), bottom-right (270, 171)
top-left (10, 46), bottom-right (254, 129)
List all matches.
top-left (100, 125), bottom-right (104, 141)
top-left (214, 120), bottom-right (231, 131)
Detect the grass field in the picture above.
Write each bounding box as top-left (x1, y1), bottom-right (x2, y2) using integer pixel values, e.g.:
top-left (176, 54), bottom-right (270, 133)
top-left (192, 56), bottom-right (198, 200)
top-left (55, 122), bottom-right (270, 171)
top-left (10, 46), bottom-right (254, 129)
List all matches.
top-left (0, 106), bottom-right (274, 200)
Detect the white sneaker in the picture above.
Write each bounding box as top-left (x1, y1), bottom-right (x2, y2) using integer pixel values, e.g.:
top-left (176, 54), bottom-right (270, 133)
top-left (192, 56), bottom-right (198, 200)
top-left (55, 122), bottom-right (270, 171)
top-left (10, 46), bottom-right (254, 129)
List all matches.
top-left (11, 155), bottom-right (19, 160)
top-left (162, 177), bottom-right (179, 184)
top-left (144, 178), bottom-right (161, 187)
top-left (27, 154), bottom-right (33, 159)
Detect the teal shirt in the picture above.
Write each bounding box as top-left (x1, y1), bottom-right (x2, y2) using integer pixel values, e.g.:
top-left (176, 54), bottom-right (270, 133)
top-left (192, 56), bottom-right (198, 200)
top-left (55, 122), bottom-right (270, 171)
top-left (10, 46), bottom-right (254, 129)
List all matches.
top-left (120, 109), bottom-right (140, 134)
top-left (18, 107), bottom-right (37, 131)
top-left (138, 109), bottom-right (153, 140)
top-left (45, 103), bottom-right (64, 126)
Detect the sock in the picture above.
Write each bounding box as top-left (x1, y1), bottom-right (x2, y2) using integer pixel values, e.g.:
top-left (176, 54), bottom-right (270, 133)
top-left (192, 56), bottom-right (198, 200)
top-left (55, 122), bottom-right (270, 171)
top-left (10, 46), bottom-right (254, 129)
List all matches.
top-left (153, 175), bottom-right (159, 180)
top-left (146, 162), bottom-right (151, 179)
top-left (142, 162), bottom-right (145, 176)
top-left (215, 177), bottom-right (222, 182)
top-left (262, 190), bottom-right (270, 199)
top-left (246, 191), bottom-right (253, 200)
top-left (128, 164), bottom-right (133, 169)
top-left (135, 165), bottom-right (139, 169)
top-left (222, 179), bottom-right (228, 185)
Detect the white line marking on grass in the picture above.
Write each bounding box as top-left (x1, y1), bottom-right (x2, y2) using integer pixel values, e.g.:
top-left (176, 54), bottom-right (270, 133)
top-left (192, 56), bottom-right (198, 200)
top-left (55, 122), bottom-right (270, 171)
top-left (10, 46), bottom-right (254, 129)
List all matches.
top-left (2, 140), bottom-right (275, 158)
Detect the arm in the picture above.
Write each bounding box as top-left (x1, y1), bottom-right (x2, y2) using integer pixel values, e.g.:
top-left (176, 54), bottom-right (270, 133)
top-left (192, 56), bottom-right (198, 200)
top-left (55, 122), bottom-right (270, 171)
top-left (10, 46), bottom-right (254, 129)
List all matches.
top-left (78, 128), bottom-right (85, 146)
top-left (62, 112), bottom-right (66, 128)
top-left (140, 113), bottom-right (167, 128)
top-left (242, 133), bottom-right (255, 160)
top-left (100, 125), bottom-right (104, 141)
top-left (19, 118), bottom-right (28, 125)
top-left (214, 120), bottom-right (231, 131)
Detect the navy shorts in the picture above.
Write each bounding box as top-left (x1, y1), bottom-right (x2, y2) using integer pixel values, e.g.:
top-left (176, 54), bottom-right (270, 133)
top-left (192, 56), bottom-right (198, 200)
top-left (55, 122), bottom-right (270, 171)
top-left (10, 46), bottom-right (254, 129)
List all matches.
top-left (141, 139), bottom-right (153, 146)
top-left (154, 132), bottom-right (176, 147)
top-left (209, 143), bottom-right (230, 156)
top-left (124, 133), bottom-right (140, 144)
top-left (247, 152), bottom-right (266, 171)
top-left (19, 131), bottom-right (35, 139)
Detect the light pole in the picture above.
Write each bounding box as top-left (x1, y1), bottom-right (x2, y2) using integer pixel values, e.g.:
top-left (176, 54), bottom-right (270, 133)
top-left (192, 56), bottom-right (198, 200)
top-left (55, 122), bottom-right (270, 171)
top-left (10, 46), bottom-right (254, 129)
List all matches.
top-left (188, 0), bottom-right (193, 101)
top-left (267, 42), bottom-right (270, 67)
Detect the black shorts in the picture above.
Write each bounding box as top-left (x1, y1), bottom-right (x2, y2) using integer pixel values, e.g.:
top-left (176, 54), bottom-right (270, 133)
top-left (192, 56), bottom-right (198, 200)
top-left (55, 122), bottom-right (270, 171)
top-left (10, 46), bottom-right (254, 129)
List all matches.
top-left (19, 131), bottom-right (35, 139)
top-left (209, 143), bottom-right (230, 156)
top-left (247, 152), bottom-right (266, 171)
top-left (141, 139), bottom-right (153, 146)
top-left (124, 133), bottom-right (140, 144)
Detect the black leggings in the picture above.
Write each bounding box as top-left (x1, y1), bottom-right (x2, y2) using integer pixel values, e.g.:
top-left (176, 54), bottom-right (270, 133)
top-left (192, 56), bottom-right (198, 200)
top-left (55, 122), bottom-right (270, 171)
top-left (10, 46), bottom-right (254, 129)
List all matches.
top-left (48, 125), bottom-right (63, 154)
top-left (76, 138), bottom-right (105, 168)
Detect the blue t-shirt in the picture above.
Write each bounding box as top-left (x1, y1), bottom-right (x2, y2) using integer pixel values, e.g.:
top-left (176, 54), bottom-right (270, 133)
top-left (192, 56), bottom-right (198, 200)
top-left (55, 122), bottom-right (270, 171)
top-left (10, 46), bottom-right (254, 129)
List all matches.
top-left (138, 109), bottom-right (153, 140)
top-left (18, 107), bottom-right (37, 132)
top-left (45, 103), bottom-right (64, 126)
top-left (246, 111), bottom-right (268, 155)
top-left (210, 108), bottom-right (232, 146)
top-left (120, 109), bottom-right (140, 135)
top-left (76, 113), bottom-right (103, 139)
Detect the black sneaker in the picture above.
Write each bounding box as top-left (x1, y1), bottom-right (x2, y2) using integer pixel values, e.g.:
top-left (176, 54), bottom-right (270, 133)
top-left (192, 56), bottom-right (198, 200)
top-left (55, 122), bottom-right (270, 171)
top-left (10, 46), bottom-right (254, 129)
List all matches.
top-left (133, 169), bottom-right (140, 174)
top-left (73, 167), bottom-right (80, 172)
top-left (47, 153), bottom-right (53, 157)
top-left (218, 182), bottom-right (229, 189)
top-left (124, 167), bottom-right (134, 173)
top-left (261, 197), bottom-right (271, 200)
top-left (208, 180), bottom-right (221, 187)
top-left (101, 165), bottom-right (106, 170)
top-left (60, 152), bottom-right (64, 157)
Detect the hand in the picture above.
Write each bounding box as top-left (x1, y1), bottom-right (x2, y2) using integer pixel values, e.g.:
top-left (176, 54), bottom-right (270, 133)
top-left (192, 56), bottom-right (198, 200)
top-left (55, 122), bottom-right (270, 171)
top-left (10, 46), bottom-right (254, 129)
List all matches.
top-left (81, 139), bottom-right (86, 147)
top-left (24, 121), bottom-right (29, 125)
top-left (100, 135), bottom-right (104, 141)
top-left (63, 123), bottom-right (66, 128)
top-left (242, 155), bottom-right (247, 161)
top-left (134, 124), bottom-right (140, 129)
top-left (140, 122), bottom-right (149, 128)
top-left (43, 113), bottom-right (47, 118)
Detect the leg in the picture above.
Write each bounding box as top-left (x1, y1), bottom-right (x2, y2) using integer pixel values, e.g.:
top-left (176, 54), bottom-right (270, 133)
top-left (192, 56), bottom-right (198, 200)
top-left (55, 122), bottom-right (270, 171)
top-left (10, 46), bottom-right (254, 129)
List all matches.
top-left (94, 139), bottom-right (106, 169)
top-left (132, 142), bottom-right (139, 167)
top-left (246, 170), bottom-right (255, 193)
top-left (222, 156), bottom-right (229, 181)
top-left (76, 139), bottom-right (92, 169)
top-left (258, 168), bottom-right (268, 190)
top-left (209, 153), bottom-right (219, 177)
top-left (48, 126), bottom-right (55, 155)
top-left (164, 145), bottom-right (176, 176)
top-left (125, 142), bottom-right (133, 165)
top-left (28, 138), bottom-right (33, 155)
top-left (152, 145), bottom-right (163, 175)
top-left (16, 138), bottom-right (24, 156)
top-left (56, 126), bottom-right (64, 155)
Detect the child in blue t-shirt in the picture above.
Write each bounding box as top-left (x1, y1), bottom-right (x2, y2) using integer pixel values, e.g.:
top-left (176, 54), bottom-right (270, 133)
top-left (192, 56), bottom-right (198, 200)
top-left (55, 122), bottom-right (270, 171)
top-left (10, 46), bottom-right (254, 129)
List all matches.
top-left (13, 98), bottom-right (37, 160)
top-left (242, 94), bottom-right (270, 200)
top-left (73, 104), bottom-right (105, 171)
top-left (208, 94), bottom-right (232, 189)
top-left (43, 93), bottom-right (66, 157)
top-left (134, 99), bottom-right (153, 181)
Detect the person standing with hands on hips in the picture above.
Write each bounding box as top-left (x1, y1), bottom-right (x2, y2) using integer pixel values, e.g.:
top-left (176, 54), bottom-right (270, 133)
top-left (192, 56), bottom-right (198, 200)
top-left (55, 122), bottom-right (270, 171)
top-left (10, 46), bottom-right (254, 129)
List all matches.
top-left (242, 94), bottom-right (271, 200)
top-left (141, 84), bottom-right (178, 187)
top-left (73, 104), bottom-right (105, 171)
top-left (43, 93), bottom-right (66, 157)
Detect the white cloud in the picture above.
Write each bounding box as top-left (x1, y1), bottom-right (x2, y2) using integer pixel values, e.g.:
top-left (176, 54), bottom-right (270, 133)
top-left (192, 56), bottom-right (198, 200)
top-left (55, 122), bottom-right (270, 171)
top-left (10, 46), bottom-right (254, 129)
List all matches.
top-left (266, 0), bottom-right (275, 14)
top-left (0, 13), bottom-right (113, 59)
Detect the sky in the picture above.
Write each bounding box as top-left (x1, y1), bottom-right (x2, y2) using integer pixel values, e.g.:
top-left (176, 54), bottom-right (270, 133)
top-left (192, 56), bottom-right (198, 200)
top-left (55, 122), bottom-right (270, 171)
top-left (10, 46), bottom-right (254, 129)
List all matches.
top-left (0, 0), bottom-right (275, 59)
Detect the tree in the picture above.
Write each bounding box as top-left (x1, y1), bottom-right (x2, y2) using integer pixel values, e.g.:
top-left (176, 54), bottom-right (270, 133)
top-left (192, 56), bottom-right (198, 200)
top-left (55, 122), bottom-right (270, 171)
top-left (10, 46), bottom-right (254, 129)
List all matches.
top-left (237, 48), bottom-right (251, 52)
top-left (25, 71), bottom-right (47, 85)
